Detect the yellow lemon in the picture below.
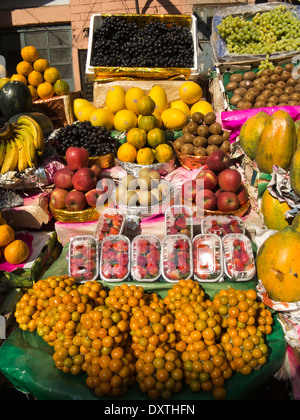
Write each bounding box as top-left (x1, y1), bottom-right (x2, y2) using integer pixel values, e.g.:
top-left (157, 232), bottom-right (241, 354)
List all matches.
top-left (125, 87), bottom-right (146, 115)
top-left (191, 101), bottom-right (214, 116)
top-left (153, 110), bottom-right (163, 129)
top-left (155, 144), bottom-right (174, 163)
top-left (127, 128), bottom-right (147, 149)
top-left (117, 143), bottom-right (137, 163)
top-left (171, 100), bottom-right (191, 118)
top-left (114, 109), bottom-right (138, 132)
top-left (90, 108), bottom-right (115, 130)
top-left (161, 108), bottom-right (188, 131)
top-left (106, 86), bottom-right (126, 114)
top-left (148, 86), bottom-right (168, 115)
top-left (136, 148), bottom-right (155, 166)
top-left (147, 128), bottom-right (166, 149)
top-left (77, 105), bottom-right (97, 122)
top-left (179, 81), bottom-right (203, 105)
top-left (73, 99), bottom-right (93, 119)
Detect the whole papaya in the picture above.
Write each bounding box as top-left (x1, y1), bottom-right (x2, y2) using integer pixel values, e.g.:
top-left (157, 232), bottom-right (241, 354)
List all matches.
top-left (239, 111), bottom-right (269, 160)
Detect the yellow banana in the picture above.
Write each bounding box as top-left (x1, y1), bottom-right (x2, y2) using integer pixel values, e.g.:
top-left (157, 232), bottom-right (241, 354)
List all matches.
top-left (1, 139), bottom-right (18, 174)
top-left (17, 116), bottom-right (44, 157)
top-left (0, 140), bottom-right (6, 168)
top-left (15, 126), bottom-right (37, 168)
top-left (0, 122), bottom-right (14, 139)
top-left (14, 135), bottom-right (28, 173)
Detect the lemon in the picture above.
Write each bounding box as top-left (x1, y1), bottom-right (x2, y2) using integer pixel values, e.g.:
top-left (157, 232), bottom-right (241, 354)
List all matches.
top-left (155, 144), bottom-right (174, 164)
top-left (73, 99), bottom-right (93, 119)
top-left (179, 81), bottom-right (203, 105)
top-left (90, 108), bottom-right (115, 130)
top-left (136, 148), bottom-right (155, 166)
top-left (114, 109), bottom-right (138, 132)
top-left (153, 111), bottom-right (163, 129)
top-left (125, 87), bottom-right (146, 115)
top-left (137, 96), bottom-right (156, 116)
top-left (117, 143), bottom-right (137, 163)
top-left (138, 115), bottom-right (157, 132)
top-left (127, 128), bottom-right (147, 149)
top-left (161, 108), bottom-right (188, 131)
top-left (171, 100), bottom-right (191, 118)
top-left (77, 105), bottom-right (97, 122)
top-left (106, 86), bottom-right (126, 114)
top-left (148, 86), bottom-right (168, 115)
top-left (147, 128), bottom-right (166, 149)
top-left (191, 101), bottom-right (214, 116)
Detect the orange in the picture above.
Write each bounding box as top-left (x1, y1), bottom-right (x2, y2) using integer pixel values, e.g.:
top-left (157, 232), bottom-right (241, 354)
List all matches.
top-left (117, 143), bottom-right (137, 163)
top-left (33, 58), bottom-right (50, 73)
top-left (37, 82), bottom-right (55, 99)
top-left (53, 80), bottom-right (70, 96)
top-left (28, 70), bottom-right (44, 87)
top-left (11, 74), bottom-right (27, 84)
top-left (21, 46), bottom-right (39, 63)
top-left (127, 128), bottom-right (147, 149)
top-left (16, 61), bottom-right (33, 77)
top-left (154, 144), bottom-right (174, 163)
top-left (136, 148), bottom-right (155, 166)
top-left (28, 85), bottom-right (38, 101)
top-left (137, 96), bottom-right (156, 116)
top-left (0, 225), bottom-right (15, 247)
top-left (44, 67), bottom-right (61, 84)
top-left (4, 239), bottom-right (29, 265)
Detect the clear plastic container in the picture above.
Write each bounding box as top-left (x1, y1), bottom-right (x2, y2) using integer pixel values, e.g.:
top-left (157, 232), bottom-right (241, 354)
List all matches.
top-left (165, 205), bottom-right (193, 238)
top-left (193, 234), bottom-right (224, 283)
top-left (99, 235), bottom-right (130, 282)
top-left (223, 234), bottom-right (256, 281)
top-left (162, 235), bottom-right (193, 283)
top-left (131, 235), bottom-right (161, 282)
top-left (69, 236), bottom-right (99, 283)
top-left (201, 216), bottom-right (245, 237)
top-left (94, 209), bottom-right (126, 242)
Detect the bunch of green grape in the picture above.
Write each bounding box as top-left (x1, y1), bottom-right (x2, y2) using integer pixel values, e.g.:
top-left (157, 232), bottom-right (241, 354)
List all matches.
top-left (217, 4), bottom-right (300, 55)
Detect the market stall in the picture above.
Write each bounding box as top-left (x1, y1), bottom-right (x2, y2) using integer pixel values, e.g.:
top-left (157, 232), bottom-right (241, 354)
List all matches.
top-left (0, 4), bottom-right (299, 401)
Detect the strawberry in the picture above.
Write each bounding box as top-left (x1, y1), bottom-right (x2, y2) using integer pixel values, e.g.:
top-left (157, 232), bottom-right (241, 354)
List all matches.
top-left (134, 265), bottom-right (148, 279)
top-left (167, 269), bottom-right (180, 281)
top-left (113, 215), bottom-right (124, 229)
top-left (102, 263), bottom-right (113, 279)
top-left (137, 256), bottom-right (147, 267)
top-left (138, 240), bottom-right (149, 254)
top-left (102, 222), bottom-right (111, 233)
top-left (113, 240), bottom-right (128, 253)
top-left (102, 250), bottom-right (116, 262)
top-left (147, 250), bottom-right (160, 264)
top-left (109, 227), bottom-right (120, 235)
top-left (116, 253), bottom-right (129, 266)
top-left (175, 218), bottom-right (187, 229)
top-left (113, 264), bottom-right (128, 279)
top-left (102, 240), bottom-right (114, 253)
top-left (147, 262), bottom-right (159, 277)
top-left (240, 250), bottom-right (250, 266)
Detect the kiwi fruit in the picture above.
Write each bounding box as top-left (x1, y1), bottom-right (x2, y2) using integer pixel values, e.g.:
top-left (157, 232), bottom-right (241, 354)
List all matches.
top-left (230, 73), bottom-right (243, 83)
top-left (273, 66), bottom-right (284, 75)
top-left (253, 78), bottom-right (262, 86)
top-left (256, 83), bottom-right (266, 93)
top-left (290, 93), bottom-right (300, 102)
top-left (244, 92), bottom-right (255, 103)
top-left (273, 88), bottom-right (284, 97)
top-left (222, 131), bottom-right (230, 141)
top-left (270, 74), bottom-right (281, 84)
top-left (206, 145), bottom-right (219, 156)
top-left (276, 81), bottom-right (286, 90)
top-left (236, 101), bottom-right (245, 110)
top-left (181, 143), bottom-right (195, 155)
top-left (284, 63), bottom-right (294, 73)
top-left (242, 102), bottom-right (253, 110)
top-left (279, 94), bottom-right (290, 103)
top-left (254, 101), bottom-right (266, 108)
top-left (230, 95), bottom-right (242, 106)
top-left (173, 138), bottom-right (185, 151)
top-left (192, 112), bottom-right (204, 124)
top-left (266, 102), bottom-right (277, 108)
top-left (286, 78), bottom-right (298, 87)
top-left (260, 76), bottom-right (270, 85)
top-left (295, 84), bottom-right (300, 93)
top-left (209, 122), bottom-right (223, 135)
top-left (226, 82), bottom-right (239, 92)
top-left (289, 101), bottom-right (300, 106)
top-left (248, 87), bottom-right (260, 98)
top-left (266, 83), bottom-right (276, 91)
top-left (193, 136), bottom-right (207, 148)
top-left (269, 96), bottom-right (279, 104)
top-left (187, 121), bottom-right (198, 135)
top-left (239, 80), bottom-right (253, 89)
top-left (194, 147), bottom-right (207, 157)
top-left (208, 135), bottom-right (223, 146)
top-left (260, 69), bottom-right (273, 77)
top-left (281, 71), bottom-right (291, 82)
top-left (284, 86), bottom-right (294, 95)
top-left (204, 112), bottom-right (216, 126)
top-left (197, 125), bottom-right (210, 138)
top-left (182, 132), bottom-right (195, 144)
top-left (220, 141), bottom-right (230, 153)
top-left (256, 94), bottom-right (269, 104)
top-left (234, 88), bottom-right (247, 97)
top-left (243, 71), bottom-right (256, 81)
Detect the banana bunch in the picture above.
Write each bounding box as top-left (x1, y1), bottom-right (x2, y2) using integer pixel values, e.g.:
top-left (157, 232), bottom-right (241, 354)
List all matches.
top-left (0, 116), bottom-right (44, 174)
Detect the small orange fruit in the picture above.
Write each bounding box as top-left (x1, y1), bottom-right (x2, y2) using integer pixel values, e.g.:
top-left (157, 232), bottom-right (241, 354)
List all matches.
top-left (37, 82), bottom-right (55, 99)
top-left (11, 74), bottom-right (27, 85)
top-left (21, 46), bottom-right (39, 63)
top-left (28, 70), bottom-right (44, 87)
top-left (44, 67), bottom-right (61, 84)
top-left (0, 225), bottom-right (15, 247)
top-left (16, 61), bottom-right (33, 77)
top-left (33, 58), bottom-right (50, 73)
top-left (4, 239), bottom-right (30, 265)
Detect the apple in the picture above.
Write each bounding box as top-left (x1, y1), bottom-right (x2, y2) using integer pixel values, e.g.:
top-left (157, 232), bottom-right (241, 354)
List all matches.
top-left (215, 188), bottom-right (223, 201)
top-left (66, 147), bottom-right (90, 171)
top-left (199, 189), bottom-right (217, 211)
top-left (53, 168), bottom-right (74, 190)
top-left (182, 179), bottom-right (197, 203)
top-left (50, 188), bottom-right (68, 209)
top-left (90, 164), bottom-right (102, 180)
top-left (72, 167), bottom-right (98, 192)
top-left (65, 190), bottom-right (87, 211)
top-left (86, 189), bottom-right (107, 207)
top-left (196, 168), bottom-right (218, 191)
top-left (237, 185), bottom-right (248, 206)
top-left (218, 168), bottom-right (241, 193)
top-left (217, 192), bottom-right (240, 212)
top-left (207, 150), bottom-right (230, 173)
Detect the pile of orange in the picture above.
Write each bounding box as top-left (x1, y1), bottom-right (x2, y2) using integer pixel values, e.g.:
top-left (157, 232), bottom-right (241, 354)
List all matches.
top-left (0, 221), bottom-right (29, 265)
top-left (10, 46), bottom-right (70, 101)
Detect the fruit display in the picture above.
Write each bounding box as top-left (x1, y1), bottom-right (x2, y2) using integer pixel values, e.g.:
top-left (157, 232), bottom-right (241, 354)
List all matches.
top-left (165, 205), bottom-right (193, 238)
top-left (91, 17), bottom-right (194, 69)
top-left (223, 234), bottom-right (256, 281)
top-left (225, 63), bottom-right (300, 110)
top-left (193, 234), bottom-right (224, 282)
top-left (131, 235), bottom-right (161, 282)
top-left (69, 236), bottom-right (99, 282)
top-left (94, 210), bottom-right (126, 242)
top-left (217, 5), bottom-right (300, 57)
top-left (0, 46), bottom-right (70, 101)
top-left (99, 235), bottom-right (130, 282)
top-left (0, 114), bottom-right (44, 173)
top-left (162, 235), bottom-right (193, 282)
top-left (201, 216), bottom-right (245, 237)
top-left (173, 111), bottom-right (231, 158)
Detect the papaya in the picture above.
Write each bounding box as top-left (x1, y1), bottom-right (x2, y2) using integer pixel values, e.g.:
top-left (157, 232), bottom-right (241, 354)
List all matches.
top-left (261, 188), bottom-right (291, 231)
top-left (291, 213), bottom-right (300, 233)
top-left (290, 147), bottom-right (300, 197)
top-left (239, 111), bottom-right (269, 160)
top-left (296, 120), bottom-right (300, 149)
top-left (256, 226), bottom-right (300, 302)
top-left (255, 110), bottom-right (296, 174)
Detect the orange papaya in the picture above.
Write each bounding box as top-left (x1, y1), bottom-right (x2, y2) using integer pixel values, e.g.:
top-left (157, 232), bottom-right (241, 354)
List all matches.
top-left (239, 111), bottom-right (269, 160)
top-left (255, 110), bottom-right (296, 174)
top-left (261, 188), bottom-right (291, 231)
top-left (296, 121), bottom-right (300, 149)
top-left (291, 213), bottom-right (300, 233)
top-left (290, 147), bottom-right (300, 197)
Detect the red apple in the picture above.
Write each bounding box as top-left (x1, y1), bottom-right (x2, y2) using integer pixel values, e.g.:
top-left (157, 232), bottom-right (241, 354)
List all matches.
top-left (182, 179), bottom-right (197, 203)
top-left (215, 188), bottom-right (223, 200)
top-left (90, 164), bottom-right (102, 180)
top-left (196, 168), bottom-right (218, 191)
top-left (53, 168), bottom-right (74, 190)
top-left (65, 190), bottom-right (87, 211)
top-left (217, 192), bottom-right (240, 212)
top-left (50, 188), bottom-right (68, 209)
top-left (85, 189), bottom-right (106, 207)
top-left (218, 168), bottom-right (241, 193)
top-left (72, 167), bottom-right (98, 192)
top-left (207, 150), bottom-right (230, 173)
top-left (237, 185), bottom-right (248, 206)
top-left (198, 189), bottom-right (217, 210)
top-left (66, 147), bottom-right (90, 171)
